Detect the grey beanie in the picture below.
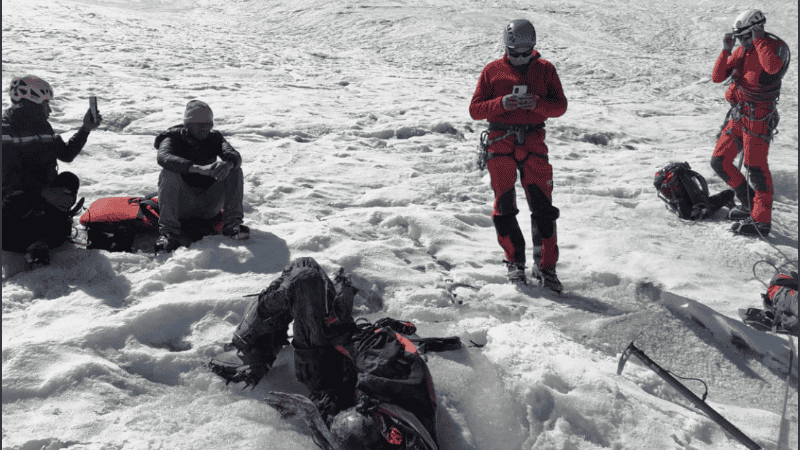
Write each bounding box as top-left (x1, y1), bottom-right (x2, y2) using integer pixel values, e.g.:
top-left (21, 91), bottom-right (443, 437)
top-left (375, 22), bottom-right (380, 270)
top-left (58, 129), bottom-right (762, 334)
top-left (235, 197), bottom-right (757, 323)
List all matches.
top-left (183, 100), bottom-right (214, 124)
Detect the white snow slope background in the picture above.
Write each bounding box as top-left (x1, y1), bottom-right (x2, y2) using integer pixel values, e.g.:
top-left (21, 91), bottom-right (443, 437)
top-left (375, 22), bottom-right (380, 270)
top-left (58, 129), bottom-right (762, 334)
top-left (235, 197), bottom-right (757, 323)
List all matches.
top-left (2, 0), bottom-right (798, 449)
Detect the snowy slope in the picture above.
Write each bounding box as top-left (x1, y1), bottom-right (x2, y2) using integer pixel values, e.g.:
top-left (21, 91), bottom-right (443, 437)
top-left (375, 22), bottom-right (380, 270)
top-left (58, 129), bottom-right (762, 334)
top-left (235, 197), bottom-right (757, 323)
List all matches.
top-left (2, 0), bottom-right (797, 449)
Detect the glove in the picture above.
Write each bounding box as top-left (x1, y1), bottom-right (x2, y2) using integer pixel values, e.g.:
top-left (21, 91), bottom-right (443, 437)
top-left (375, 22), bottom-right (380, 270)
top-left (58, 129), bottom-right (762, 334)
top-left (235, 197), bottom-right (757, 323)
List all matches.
top-left (518, 94), bottom-right (538, 111)
top-left (722, 33), bottom-right (735, 52)
top-left (502, 94), bottom-right (521, 111)
top-left (81, 108), bottom-right (103, 131)
top-left (751, 25), bottom-right (764, 41)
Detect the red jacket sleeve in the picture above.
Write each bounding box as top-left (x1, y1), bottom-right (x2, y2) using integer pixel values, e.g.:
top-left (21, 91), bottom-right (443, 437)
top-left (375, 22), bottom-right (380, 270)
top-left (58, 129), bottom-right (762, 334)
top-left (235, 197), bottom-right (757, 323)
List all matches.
top-left (753, 38), bottom-right (786, 74)
top-left (534, 67), bottom-right (567, 119)
top-left (712, 49), bottom-right (737, 83)
top-left (469, 67), bottom-right (506, 121)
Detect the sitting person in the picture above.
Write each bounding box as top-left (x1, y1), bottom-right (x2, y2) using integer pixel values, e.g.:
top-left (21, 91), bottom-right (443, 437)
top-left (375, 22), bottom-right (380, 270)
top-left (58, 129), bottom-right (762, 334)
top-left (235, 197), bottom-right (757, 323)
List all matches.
top-left (209, 257), bottom-right (443, 450)
top-left (153, 100), bottom-right (248, 253)
top-left (2, 75), bottom-right (102, 266)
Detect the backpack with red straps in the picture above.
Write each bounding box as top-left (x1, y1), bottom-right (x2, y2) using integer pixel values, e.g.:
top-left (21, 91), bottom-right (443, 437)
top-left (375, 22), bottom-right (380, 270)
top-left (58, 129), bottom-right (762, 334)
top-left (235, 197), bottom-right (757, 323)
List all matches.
top-left (763, 272), bottom-right (798, 335)
top-left (654, 162), bottom-right (734, 221)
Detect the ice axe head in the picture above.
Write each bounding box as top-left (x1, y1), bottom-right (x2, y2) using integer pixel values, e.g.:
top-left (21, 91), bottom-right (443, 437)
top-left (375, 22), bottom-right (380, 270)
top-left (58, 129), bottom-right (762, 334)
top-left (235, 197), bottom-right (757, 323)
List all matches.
top-left (617, 342), bottom-right (638, 375)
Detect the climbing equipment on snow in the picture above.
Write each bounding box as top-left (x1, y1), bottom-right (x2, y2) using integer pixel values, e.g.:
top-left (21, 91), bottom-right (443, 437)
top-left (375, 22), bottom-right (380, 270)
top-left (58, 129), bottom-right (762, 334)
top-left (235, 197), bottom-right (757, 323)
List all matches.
top-left (618, 342), bottom-right (762, 450)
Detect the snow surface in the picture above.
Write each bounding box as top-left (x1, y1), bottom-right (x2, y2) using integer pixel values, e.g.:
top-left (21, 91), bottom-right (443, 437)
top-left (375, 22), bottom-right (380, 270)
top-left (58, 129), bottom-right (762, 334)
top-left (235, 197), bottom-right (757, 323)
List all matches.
top-left (2, 0), bottom-right (798, 448)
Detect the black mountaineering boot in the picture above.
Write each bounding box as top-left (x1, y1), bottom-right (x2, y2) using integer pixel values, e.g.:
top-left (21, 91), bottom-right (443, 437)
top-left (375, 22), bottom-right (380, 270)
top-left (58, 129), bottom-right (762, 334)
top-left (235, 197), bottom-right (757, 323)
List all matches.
top-left (505, 261), bottom-right (527, 285)
top-left (731, 218), bottom-right (771, 237)
top-left (729, 183), bottom-right (755, 221)
top-left (532, 266), bottom-right (563, 293)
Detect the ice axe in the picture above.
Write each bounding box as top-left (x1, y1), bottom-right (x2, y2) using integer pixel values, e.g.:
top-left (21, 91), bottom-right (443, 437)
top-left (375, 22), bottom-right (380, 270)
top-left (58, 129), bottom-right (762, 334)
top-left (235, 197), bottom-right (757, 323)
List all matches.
top-left (617, 342), bottom-right (762, 450)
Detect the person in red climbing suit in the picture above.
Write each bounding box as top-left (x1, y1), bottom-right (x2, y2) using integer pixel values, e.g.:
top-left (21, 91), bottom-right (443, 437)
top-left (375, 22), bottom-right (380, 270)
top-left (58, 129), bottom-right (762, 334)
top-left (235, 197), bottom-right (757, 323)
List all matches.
top-left (710, 9), bottom-right (790, 237)
top-left (469, 19), bottom-right (568, 292)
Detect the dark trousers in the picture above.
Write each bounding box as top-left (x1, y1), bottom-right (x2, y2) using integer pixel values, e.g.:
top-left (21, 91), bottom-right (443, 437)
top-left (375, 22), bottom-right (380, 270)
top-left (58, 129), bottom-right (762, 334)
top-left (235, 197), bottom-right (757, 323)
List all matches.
top-left (2, 190), bottom-right (72, 253)
top-left (232, 257), bottom-right (357, 392)
top-left (157, 168), bottom-right (244, 237)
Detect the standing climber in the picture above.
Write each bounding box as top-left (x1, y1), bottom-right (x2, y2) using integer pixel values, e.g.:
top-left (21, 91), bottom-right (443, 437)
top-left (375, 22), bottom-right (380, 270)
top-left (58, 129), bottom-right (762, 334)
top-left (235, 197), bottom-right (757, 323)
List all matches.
top-left (710, 10), bottom-right (790, 237)
top-left (469, 19), bottom-right (568, 292)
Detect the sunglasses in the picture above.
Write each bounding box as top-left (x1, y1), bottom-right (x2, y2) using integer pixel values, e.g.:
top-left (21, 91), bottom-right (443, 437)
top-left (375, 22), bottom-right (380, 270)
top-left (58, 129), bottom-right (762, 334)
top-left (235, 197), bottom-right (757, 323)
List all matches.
top-left (507, 47), bottom-right (533, 58)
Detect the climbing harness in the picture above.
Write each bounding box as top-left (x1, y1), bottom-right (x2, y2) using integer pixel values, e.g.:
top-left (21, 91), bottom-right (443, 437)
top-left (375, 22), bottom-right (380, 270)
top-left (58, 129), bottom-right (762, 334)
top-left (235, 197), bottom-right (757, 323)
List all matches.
top-left (476, 122), bottom-right (545, 171)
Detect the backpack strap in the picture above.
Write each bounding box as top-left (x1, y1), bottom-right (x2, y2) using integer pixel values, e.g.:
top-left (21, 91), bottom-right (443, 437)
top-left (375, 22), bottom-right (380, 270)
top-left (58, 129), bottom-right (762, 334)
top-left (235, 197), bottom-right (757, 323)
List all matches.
top-left (129, 192), bottom-right (160, 222)
top-left (679, 169), bottom-right (711, 220)
top-left (411, 336), bottom-right (462, 354)
top-left (773, 272), bottom-right (798, 290)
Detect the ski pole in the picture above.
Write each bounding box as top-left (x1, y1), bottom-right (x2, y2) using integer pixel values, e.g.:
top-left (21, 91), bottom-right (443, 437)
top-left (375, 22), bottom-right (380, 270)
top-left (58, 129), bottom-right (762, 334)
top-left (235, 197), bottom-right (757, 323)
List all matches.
top-left (617, 342), bottom-right (761, 450)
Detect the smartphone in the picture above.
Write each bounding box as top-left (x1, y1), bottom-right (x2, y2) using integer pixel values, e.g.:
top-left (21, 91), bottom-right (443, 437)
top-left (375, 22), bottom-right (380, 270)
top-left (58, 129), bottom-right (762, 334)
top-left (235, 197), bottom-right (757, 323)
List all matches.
top-left (89, 96), bottom-right (98, 123)
top-left (512, 85), bottom-right (528, 96)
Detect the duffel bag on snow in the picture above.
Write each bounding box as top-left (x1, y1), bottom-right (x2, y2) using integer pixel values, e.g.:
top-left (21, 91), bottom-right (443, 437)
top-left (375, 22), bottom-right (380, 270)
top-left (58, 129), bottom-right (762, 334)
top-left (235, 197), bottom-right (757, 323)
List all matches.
top-left (79, 194), bottom-right (160, 252)
top-left (654, 162), bottom-right (734, 221)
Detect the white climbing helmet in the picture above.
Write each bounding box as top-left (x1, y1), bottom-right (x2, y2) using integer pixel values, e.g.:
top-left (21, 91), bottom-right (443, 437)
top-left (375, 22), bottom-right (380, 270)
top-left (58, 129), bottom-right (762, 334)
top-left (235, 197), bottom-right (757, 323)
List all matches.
top-left (732, 9), bottom-right (765, 36)
top-left (9, 75), bottom-right (54, 104)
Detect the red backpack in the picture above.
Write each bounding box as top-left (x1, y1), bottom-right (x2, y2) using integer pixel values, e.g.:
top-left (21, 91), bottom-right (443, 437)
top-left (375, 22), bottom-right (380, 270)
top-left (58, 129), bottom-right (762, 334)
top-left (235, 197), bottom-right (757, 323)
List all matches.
top-left (79, 195), bottom-right (161, 252)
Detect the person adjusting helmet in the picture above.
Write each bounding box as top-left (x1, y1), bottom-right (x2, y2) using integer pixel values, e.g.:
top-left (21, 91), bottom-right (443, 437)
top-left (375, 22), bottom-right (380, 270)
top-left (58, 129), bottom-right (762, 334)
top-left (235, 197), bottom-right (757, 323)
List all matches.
top-left (730, 9), bottom-right (766, 50)
top-left (470, 19), bottom-right (568, 292)
top-left (710, 10), bottom-right (790, 237)
top-left (2, 74), bottom-right (103, 266)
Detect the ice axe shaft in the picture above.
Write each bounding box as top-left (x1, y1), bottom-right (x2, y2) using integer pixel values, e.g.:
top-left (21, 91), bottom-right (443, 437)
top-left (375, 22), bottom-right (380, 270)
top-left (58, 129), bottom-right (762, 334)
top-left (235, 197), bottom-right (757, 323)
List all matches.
top-left (617, 342), bottom-right (761, 450)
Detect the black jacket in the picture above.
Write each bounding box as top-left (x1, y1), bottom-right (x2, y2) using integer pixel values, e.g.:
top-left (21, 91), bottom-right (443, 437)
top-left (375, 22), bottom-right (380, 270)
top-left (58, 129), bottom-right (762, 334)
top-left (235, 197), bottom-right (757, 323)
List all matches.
top-left (154, 125), bottom-right (241, 189)
top-left (2, 102), bottom-right (89, 197)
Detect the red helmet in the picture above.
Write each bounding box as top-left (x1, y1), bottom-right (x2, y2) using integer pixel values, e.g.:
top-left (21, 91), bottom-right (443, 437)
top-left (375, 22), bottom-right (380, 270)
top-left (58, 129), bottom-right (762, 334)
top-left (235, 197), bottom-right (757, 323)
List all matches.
top-left (9, 75), bottom-right (54, 104)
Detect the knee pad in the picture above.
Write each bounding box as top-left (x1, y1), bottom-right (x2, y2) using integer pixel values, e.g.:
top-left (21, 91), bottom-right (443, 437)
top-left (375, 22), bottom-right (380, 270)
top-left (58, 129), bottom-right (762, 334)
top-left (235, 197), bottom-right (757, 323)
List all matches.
top-left (744, 165), bottom-right (770, 192)
top-left (710, 156), bottom-right (729, 182)
top-left (525, 184), bottom-right (559, 219)
top-left (492, 214), bottom-right (518, 236)
top-left (495, 189), bottom-right (518, 216)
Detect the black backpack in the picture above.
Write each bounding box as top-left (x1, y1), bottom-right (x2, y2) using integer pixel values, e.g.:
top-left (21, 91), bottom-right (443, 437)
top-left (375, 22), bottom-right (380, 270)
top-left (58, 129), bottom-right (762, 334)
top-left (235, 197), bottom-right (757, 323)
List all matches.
top-left (654, 162), bottom-right (733, 221)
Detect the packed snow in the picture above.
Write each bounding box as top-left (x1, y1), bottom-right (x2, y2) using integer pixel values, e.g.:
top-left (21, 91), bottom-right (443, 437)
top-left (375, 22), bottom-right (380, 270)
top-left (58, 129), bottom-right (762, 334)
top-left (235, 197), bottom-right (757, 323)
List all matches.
top-left (2, 0), bottom-right (798, 448)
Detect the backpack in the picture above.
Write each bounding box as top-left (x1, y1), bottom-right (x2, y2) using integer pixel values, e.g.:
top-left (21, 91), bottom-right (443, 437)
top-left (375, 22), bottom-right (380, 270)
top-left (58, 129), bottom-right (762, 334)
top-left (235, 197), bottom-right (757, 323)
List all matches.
top-left (654, 162), bottom-right (714, 220)
top-left (762, 271), bottom-right (798, 336)
top-left (351, 321), bottom-right (444, 450)
top-left (79, 194), bottom-right (161, 252)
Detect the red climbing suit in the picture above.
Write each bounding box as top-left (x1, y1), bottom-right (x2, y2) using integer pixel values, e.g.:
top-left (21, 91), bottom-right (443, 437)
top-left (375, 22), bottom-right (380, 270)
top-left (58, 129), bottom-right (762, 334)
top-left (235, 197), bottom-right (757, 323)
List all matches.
top-left (710, 34), bottom-right (789, 224)
top-left (470, 51), bottom-right (567, 270)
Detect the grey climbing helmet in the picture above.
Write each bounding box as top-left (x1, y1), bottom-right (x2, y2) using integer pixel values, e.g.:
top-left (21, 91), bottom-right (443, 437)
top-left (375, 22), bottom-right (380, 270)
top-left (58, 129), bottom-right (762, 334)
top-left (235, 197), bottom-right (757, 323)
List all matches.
top-left (504, 19), bottom-right (536, 48)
